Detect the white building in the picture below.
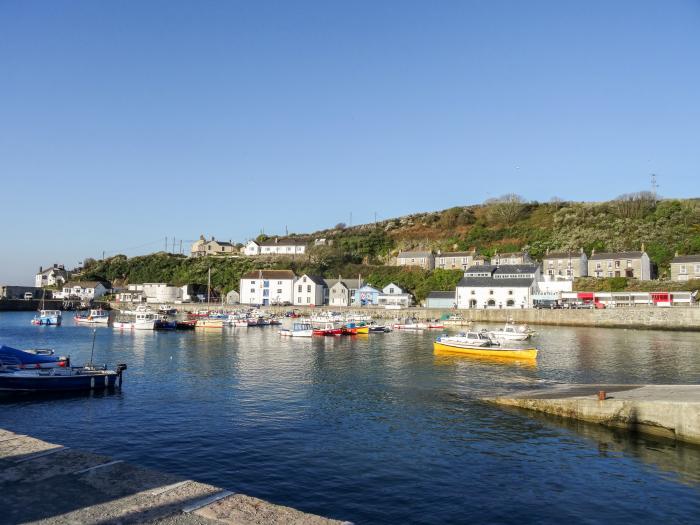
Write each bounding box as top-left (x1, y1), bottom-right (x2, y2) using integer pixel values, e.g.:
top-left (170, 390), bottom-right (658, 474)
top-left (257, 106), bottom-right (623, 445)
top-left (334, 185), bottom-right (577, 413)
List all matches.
top-left (243, 240), bottom-right (261, 256)
top-left (294, 275), bottom-right (326, 306)
top-left (240, 270), bottom-right (296, 306)
top-left (62, 281), bottom-right (109, 301)
top-left (35, 264), bottom-right (68, 288)
top-left (142, 283), bottom-right (183, 303)
top-left (456, 265), bottom-right (539, 309)
top-left (225, 290), bottom-right (240, 305)
top-left (259, 238), bottom-right (307, 256)
top-left (377, 283), bottom-right (413, 308)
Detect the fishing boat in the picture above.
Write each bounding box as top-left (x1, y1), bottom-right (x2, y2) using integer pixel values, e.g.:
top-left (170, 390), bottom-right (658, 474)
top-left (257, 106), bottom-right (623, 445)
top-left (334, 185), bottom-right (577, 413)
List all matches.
top-left (74, 309), bottom-right (110, 325)
top-left (392, 318), bottom-right (423, 330)
top-left (154, 317), bottom-right (177, 330)
top-left (0, 363), bottom-right (127, 393)
top-left (175, 320), bottom-right (197, 330)
top-left (486, 322), bottom-right (534, 341)
top-left (158, 304), bottom-right (177, 315)
top-left (134, 312), bottom-right (156, 330)
top-left (196, 318), bottom-right (225, 329)
top-left (112, 320), bottom-right (135, 330)
top-left (368, 324), bottom-right (392, 333)
top-left (0, 345), bottom-right (70, 369)
top-left (343, 322), bottom-right (369, 335)
top-left (433, 333), bottom-right (538, 360)
top-left (31, 310), bottom-right (63, 326)
top-left (279, 322), bottom-right (313, 337)
top-left (312, 322), bottom-right (343, 336)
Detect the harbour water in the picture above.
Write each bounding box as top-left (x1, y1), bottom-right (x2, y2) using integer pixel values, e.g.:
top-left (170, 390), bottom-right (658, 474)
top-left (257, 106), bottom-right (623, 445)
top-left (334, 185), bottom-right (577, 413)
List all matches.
top-left (1, 312), bottom-right (699, 523)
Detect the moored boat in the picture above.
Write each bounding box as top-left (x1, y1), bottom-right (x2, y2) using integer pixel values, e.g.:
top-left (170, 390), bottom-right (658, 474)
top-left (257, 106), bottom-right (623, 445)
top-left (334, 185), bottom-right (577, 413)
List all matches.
top-left (176, 320), bottom-right (197, 330)
top-left (312, 322), bottom-right (343, 336)
top-left (134, 312), bottom-right (156, 330)
top-left (74, 309), bottom-right (110, 325)
top-left (0, 363), bottom-right (127, 393)
top-left (0, 345), bottom-right (70, 369)
top-left (31, 310), bottom-right (62, 326)
top-left (279, 322), bottom-right (313, 337)
top-left (486, 322), bottom-right (534, 341)
top-left (196, 318), bottom-right (225, 329)
top-left (158, 304), bottom-right (177, 315)
top-left (433, 333), bottom-right (538, 360)
top-left (112, 321), bottom-right (135, 330)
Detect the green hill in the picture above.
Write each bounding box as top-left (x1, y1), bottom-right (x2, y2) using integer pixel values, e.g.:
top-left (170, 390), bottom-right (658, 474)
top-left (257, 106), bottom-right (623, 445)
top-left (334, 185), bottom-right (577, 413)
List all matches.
top-left (81, 195), bottom-right (700, 300)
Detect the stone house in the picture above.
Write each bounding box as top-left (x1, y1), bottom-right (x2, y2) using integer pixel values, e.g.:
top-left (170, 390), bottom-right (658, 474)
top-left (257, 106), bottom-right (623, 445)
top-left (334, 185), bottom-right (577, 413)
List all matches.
top-left (541, 249), bottom-right (588, 279)
top-left (670, 254), bottom-right (700, 281)
top-left (489, 251), bottom-right (533, 266)
top-left (190, 236), bottom-right (237, 257)
top-left (435, 251), bottom-right (477, 271)
top-left (396, 251), bottom-right (435, 270)
top-left (324, 278), bottom-right (361, 307)
top-left (588, 250), bottom-right (652, 280)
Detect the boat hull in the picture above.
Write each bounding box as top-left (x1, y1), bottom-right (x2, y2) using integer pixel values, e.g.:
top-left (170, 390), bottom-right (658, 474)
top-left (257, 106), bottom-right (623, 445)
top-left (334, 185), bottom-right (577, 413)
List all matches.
top-left (0, 370), bottom-right (119, 392)
top-left (433, 341), bottom-right (538, 360)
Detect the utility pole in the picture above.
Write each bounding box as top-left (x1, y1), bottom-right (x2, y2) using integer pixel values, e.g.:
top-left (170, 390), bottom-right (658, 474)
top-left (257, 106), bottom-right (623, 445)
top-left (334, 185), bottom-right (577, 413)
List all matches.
top-left (651, 173), bottom-right (659, 199)
top-left (172, 237), bottom-right (176, 254)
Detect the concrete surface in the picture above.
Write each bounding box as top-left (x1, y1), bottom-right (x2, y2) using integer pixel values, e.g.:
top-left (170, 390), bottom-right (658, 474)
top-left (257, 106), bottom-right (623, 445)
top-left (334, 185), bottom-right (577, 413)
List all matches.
top-left (0, 429), bottom-right (347, 525)
top-left (483, 384), bottom-right (700, 445)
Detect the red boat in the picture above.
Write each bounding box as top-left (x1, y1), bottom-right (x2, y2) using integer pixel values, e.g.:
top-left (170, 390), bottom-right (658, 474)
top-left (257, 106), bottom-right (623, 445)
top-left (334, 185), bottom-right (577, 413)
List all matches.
top-left (313, 322), bottom-right (343, 336)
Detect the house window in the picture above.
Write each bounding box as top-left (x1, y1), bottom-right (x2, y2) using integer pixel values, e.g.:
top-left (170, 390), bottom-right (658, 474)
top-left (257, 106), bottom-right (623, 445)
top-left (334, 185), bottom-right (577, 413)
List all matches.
top-left (470, 290), bottom-right (475, 295)
top-left (307, 285), bottom-right (311, 292)
top-left (306, 297), bottom-right (310, 304)
top-left (508, 290), bottom-right (513, 295)
top-left (695, 264), bottom-right (700, 274)
top-left (596, 263), bottom-right (601, 270)
top-left (277, 289), bottom-right (282, 294)
top-left (627, 259), bottom-right (632, 268)
top-left (615, 260), bottom-right (620, 268)
top-left (263, 280), bottom-right (269, 288)
top-left (263, 290), bottom-right (269, 297)
top-left (278, 281), bottom-right (282, 285)
top-left (680, 265), bottom-right (687, 275)
top-left (298, 285), bottom-right (302, 292)
top-left (489, 290), bottom-right (494, 295)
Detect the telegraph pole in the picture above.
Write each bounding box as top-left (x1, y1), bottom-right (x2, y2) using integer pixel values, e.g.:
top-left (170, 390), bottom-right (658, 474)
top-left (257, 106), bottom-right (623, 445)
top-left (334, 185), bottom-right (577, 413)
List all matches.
top-left (651, 173), bottom-right (659, 199)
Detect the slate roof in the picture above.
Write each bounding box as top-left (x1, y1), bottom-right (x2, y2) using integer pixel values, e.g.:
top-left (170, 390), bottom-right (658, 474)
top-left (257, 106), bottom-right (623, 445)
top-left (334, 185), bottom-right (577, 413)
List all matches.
top-left (241, 270), bottom-right (296, 280)
top-left (64, 281), bottom-right (109, 289)
top-left (259, 238), bottom-right (307, 246)
top-left (298, 274), bottom-right (327, 286)
top-left (436, 251), bottom-right (476, 258)
top-left (427, 291), bottom-right (456, 299)
top-left (672, 255), bottom-right (700, 263)
top-left (464, 264), bottom-right (538, 275)
top-left (457, 277), bottom-right (535, 288)
top-left (589, 251), bottom-right (644, 261)
top-left (543, 251), bottom-right (584, 259)
top-left (398, 251), bottom-right (433, 258)
top-left (324, 278), bottom-right (362, 289)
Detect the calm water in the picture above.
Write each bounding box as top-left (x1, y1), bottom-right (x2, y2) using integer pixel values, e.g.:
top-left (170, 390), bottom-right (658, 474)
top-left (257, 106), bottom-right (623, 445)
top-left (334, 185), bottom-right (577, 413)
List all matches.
top-left (1, 312), bottom-right (700, 523)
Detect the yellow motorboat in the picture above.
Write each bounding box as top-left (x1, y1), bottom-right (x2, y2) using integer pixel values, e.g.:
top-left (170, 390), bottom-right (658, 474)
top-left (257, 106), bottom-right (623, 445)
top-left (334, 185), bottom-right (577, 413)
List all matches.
top-left (433, 333), bottom-right (538, 360)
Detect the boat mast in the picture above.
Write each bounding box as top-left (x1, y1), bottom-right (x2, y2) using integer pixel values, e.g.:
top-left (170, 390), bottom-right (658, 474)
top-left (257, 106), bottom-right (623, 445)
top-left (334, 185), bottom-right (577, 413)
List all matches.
top-left (207, 267), bottom-right (211, 309)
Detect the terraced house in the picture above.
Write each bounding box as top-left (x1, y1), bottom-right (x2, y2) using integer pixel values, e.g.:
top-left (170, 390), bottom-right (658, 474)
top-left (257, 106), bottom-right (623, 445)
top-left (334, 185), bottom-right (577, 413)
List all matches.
top-left (670, 254), bottom-right (700, 281)
top-left (541, 249), bottom-right (588, 279)
top-left (588, 249), bottom-right (652, 280)
top-left (435, 251), bottom-right (484, 271)
top-left (396, 251), bottom-right (435, 270)
top-left (190, 235), bottom-right (237, 257)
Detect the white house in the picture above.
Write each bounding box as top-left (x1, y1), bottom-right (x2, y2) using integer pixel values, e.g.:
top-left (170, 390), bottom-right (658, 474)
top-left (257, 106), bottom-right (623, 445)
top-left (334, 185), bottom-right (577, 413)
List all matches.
top-left (377, 283), bottom-right (413, 308)
top-left (225, 290), bottom-right (240, 305)
top-left (325, 278), bottom-right (361, 307)
top-left (35, 264), bottom-right (68, 288)
top-left (294, 274), bottom-right (326, 306)
top-left (456, 265), bottom-right (539, 309)
top-left (243, 240), bottom-right (261, 256)
top-left (62, 281), bottom-right (109, 301)
top-left (142, 283), bottom-right (183, 304)
top-left (240, 270), bottom-right (296, 306)
top-left (259, 237), bottom-right (307, 256)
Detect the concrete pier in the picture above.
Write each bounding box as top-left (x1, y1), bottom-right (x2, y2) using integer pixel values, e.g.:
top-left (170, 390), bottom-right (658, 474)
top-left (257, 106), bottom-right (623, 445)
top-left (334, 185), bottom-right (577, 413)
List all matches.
top-left (0, 428), bottom-right (345, 525)
top-left (483, 384), bottom-right (700, 445)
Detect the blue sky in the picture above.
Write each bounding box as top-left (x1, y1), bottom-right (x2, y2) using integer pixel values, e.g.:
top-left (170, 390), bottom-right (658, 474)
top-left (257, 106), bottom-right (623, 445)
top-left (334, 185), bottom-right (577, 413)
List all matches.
top-left (2, 1), bottom-right (699, 284)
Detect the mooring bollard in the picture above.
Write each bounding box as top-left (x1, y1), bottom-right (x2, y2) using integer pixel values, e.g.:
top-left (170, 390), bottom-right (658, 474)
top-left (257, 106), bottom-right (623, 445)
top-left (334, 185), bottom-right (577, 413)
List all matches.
top-left (598, 390), bottom-right (606, 401)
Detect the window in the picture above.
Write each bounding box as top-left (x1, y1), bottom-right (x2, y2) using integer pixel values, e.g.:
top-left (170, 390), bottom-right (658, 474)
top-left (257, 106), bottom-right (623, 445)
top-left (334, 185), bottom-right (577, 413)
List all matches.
top-left (263, 289), bottom-right (269, 297)
top-left (470, 290), bottom-right (475, 295)
top-left (489, 290), bottom-right (494, 295)
top-left (263, 280), bottom-right (269, 288)
top-left (680, 265), bottom-right (687, 274)
top-left (297, 297), bottom-right (301, 303)
top-left (250, 281), bottom-right (255, 285)
top-left (277, 281), bottom-right (282, 285)
top-left (508, 290), bottom-right (513, 295)
top-left (695, 264), bottom-right (700, 274)
top-left (615, 260), bottom-right (620, 268)
top-left (307, 285), bottom-right (311, 292)
top-left (596, 263), bottom-right (601, 270)
top-left (277, 289), bottom-right (282, 294)
top-left (298, 285), bottom-right (302, 292)
top-left (627, 259), bottom-right (632, 268)
top-left (306, 297), bottom-right (310, 304)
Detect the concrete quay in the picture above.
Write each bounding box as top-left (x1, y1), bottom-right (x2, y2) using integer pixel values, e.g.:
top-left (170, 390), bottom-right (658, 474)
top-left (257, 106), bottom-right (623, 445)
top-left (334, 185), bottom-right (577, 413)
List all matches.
top-left (0, 428), bottom-right (346, 525)
top-left (483, 384), bottom-right (700, 445)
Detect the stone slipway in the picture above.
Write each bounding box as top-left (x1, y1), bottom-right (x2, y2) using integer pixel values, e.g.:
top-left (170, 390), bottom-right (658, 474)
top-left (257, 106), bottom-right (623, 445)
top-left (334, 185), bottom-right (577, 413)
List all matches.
top-left (483, 384), bottom-right (700, 445)
top-left (0, 428), bottom-right (348, 525)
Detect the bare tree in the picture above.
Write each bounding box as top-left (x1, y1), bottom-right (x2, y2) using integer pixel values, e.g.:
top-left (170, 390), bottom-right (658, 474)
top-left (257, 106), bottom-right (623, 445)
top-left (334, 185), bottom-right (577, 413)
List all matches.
top-left (334, 222), bottom-right (347, 230)
top-left (484, 194), bottom-right (527, 225)
top-left (610, 192), bottom-right (657, 219)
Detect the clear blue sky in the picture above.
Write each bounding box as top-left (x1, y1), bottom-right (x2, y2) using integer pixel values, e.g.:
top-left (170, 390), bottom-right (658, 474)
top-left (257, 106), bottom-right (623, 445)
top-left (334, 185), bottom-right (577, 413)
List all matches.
top-left (2, 1), bottom-right (699, 284)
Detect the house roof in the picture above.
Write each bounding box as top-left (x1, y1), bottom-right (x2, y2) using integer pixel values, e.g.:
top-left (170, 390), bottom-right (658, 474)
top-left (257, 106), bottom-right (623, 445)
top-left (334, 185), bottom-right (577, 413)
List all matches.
top-left (398, 251), bottom-right (433, 258)
top-left (324, 278), bottom-right (361, 289)
top-left (241, 270), bottom-right (296, 280)
top-left (64, 281), bottom-right (108, 289)
top-left (436, 251), bottom-right (476, 258)
top-left (457, 277), bottom-right (535, 288)
top-left (492, 252), bottom-right (528, 257)
top-left (543, 251), bottom-right (583, 259)
top-left (464, 264), bottom-right (538, 275)
top-left (259, 237), bottom-right (307, 246)
top-left (427, 291), bottom-right (456, 299)
top-left (209, 240), bottom-right (235, 247)
top-left (37, 266), bottom-right (67, 275)
top-left (298, 274), bottom-right (327, 286)
top-left (672, 254), bottom-right (700, 263)
top-left (589, 251), bottom-right (644, 260)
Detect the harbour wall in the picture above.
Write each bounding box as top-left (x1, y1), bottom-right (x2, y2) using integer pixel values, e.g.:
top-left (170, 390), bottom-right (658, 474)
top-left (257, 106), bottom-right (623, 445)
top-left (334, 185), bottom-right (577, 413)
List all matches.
top-left (107, 302), bottom-right (700, 331)
top-left (0, 298), bottom-right (66, 312)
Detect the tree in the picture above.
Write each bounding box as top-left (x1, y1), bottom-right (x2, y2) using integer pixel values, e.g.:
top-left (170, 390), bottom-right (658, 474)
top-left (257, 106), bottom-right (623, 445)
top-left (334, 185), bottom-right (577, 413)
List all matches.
top-left (484, 194), bottom-right (527, 226)
top-left (610, 192), bottom-right (657, 219)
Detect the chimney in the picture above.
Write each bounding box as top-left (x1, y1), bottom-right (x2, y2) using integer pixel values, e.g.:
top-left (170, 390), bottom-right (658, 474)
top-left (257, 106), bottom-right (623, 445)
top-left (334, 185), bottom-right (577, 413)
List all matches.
top-left (200, 234), bottom-right (205, 241)
top-left (641, 242), bottom-right (645, 252)
top-left (53, 263), bottom-right (58, 268)
top-left (39, 266), bottom-right (43, 273)
top-left (211, 236), bottom-right (215, 241)
top-left (591, 248), bottom-right (596, 256)
top-left (675, 250), bottom-right (679, 257)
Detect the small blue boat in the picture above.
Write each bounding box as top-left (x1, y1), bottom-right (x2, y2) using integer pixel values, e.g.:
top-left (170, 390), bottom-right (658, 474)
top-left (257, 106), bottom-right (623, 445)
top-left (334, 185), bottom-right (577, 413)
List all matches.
top-left (0, 345), bottom-right (69, 369)
top-left (0, 364), bottom-right (127, 393)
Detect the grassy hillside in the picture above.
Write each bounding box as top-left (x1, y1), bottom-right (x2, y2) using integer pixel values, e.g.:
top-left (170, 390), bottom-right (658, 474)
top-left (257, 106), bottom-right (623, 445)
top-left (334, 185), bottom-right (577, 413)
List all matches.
top-left (80, 195), bottom-right (700, 299)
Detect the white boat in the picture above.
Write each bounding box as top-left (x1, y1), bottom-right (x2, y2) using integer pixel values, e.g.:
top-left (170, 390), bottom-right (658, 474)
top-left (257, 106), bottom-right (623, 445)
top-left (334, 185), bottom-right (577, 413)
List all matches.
top-left (486, 322), bottom-right (533, 341)
top-left (392, 318), bottom-right (423, 330)
top-left (196, 318), bottom-right (225, 329)
top-left (31, 310), bottom-right (62, 326)
top-left (74, 309), bottom-right (110, 325)
top-left (158, 304), bottom-right (177, 314)
top-left (112, 321), bottom-right (135, 330)
top-left (439, 331), bottom-right (497, 347)
top-left (134, 312), bottom-right (156, 330)
top-left (279, 322), bottom-right (313, 337)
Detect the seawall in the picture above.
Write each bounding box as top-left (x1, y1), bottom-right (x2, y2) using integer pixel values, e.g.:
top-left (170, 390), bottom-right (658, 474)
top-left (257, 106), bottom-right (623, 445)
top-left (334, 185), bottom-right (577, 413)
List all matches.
top-left (483, 384), bottom-right (700, 445)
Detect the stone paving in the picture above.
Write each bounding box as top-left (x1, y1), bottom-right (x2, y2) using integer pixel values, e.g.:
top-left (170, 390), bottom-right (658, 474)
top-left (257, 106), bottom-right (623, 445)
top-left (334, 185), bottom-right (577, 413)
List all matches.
top-left (0, 429), bottom-right (348, 525)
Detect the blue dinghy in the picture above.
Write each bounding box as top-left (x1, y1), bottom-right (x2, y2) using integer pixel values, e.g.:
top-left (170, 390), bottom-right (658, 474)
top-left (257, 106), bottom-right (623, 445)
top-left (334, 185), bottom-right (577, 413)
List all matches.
top-left (0, 345), bottom-right (70, 369)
